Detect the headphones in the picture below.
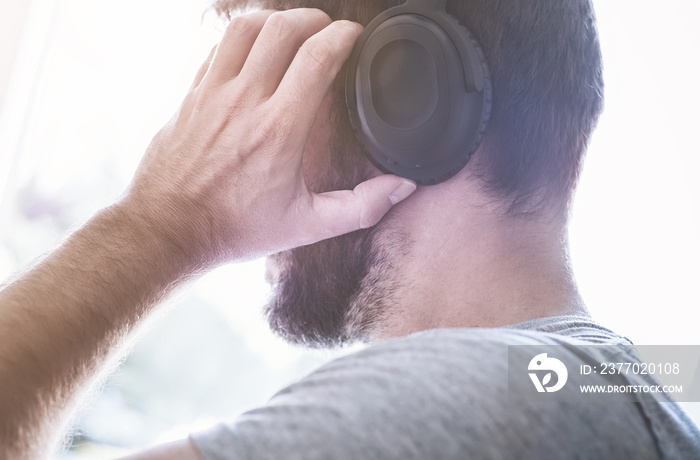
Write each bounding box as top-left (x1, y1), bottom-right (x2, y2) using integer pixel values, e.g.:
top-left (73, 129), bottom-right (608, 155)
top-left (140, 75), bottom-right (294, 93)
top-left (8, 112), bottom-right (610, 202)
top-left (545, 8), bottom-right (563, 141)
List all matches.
top-left (345, 0), bottom-right (492, 185)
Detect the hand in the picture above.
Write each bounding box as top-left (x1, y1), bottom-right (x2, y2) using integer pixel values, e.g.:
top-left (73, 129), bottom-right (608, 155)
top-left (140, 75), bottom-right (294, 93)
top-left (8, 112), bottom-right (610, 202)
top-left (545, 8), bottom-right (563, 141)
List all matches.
top-left (121, 8), bottom-right (417, 267)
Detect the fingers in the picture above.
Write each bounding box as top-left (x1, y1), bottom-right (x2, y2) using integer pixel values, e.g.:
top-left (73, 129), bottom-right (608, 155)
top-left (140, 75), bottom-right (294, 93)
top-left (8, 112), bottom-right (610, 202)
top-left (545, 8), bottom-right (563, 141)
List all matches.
top-left (305, 176), bottom-right (417, 243)
top-left (204, 9), bottom-right (275, 84)
top-left (199, 9), bottom-right (361, 107)
top-left (239, 9), bottom-right (333, 97)
top-left (190, 45), bottom-right (218, 90)
top-left (169, 8), bottom-right (381, 256)
top-left (272, 20), bottom-right (363, 123)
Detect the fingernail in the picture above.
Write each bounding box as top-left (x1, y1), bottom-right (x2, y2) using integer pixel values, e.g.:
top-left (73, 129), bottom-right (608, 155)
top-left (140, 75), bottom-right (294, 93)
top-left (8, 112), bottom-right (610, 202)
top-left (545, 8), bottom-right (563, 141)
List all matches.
top-left (389, 180), bottom-right (417, 205)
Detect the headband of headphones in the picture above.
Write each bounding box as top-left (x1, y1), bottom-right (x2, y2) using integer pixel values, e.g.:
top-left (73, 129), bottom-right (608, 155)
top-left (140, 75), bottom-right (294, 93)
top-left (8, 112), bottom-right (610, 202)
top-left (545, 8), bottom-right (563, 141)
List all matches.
top-left (345, 0), bottom-right (492, 185)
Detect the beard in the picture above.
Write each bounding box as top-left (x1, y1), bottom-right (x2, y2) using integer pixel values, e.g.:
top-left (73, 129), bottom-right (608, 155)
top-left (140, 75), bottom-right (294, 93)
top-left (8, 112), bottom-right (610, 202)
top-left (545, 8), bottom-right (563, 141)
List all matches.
top-left (264, 230), bottom-right (377, 348)
top-left (263, 98), bottom-right (400, 348)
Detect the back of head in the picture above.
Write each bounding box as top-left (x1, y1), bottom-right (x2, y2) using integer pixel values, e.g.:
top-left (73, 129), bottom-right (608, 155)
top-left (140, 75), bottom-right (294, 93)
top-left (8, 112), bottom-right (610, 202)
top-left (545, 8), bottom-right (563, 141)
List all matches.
top-left (213, 0), bottom-right (605, 218)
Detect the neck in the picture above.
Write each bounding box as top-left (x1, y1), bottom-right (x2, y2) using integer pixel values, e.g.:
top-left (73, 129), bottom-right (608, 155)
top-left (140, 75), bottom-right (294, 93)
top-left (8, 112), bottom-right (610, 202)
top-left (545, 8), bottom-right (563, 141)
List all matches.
top-left (367, 182), bottom-right (588, 342)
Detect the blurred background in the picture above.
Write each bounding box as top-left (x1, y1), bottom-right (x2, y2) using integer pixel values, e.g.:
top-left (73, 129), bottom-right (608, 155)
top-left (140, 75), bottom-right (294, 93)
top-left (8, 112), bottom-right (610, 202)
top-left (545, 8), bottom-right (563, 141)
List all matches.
top-left (0, 0), bottom-right (698, 457)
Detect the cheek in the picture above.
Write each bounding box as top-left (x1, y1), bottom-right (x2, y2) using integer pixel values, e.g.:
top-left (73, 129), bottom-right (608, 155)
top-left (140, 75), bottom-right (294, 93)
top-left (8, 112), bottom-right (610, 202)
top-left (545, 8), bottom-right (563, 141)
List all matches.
top-left (360, 156), bottom-right (384, 180)
top-left (301, 94), bottom-right (385, 192)
top-left (302, 138), bottom-right (331, 192)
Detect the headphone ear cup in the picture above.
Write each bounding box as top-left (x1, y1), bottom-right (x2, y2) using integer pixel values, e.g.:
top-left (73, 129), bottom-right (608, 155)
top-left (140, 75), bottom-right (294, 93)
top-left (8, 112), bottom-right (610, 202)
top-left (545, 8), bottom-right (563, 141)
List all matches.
top-left (345, 2), bottom-right (491, 185)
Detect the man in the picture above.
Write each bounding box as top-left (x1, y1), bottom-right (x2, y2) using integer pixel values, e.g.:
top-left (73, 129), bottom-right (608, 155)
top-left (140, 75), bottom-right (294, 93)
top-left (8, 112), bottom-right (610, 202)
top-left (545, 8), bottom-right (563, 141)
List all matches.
top-left (0, 2), bottom-right (698, 460)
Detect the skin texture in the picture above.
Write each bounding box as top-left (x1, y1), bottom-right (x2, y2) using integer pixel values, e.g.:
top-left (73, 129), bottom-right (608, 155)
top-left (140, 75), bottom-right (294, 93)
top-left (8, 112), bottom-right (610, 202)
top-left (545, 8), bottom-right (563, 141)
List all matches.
top-left (0, 5), bottom-right (591, 460)
top-left (0, 9), bottom-right (415, 460)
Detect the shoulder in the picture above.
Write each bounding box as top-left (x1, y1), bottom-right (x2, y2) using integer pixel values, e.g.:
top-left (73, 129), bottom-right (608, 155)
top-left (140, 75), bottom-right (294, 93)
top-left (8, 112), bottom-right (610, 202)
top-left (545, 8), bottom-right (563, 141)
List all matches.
top-left (192, 322), bottom-right (662, 460)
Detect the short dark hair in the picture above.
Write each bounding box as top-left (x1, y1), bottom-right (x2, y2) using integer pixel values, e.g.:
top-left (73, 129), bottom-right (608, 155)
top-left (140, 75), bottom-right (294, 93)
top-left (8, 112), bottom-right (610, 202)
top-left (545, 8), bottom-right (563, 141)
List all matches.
top-left (212, 0), bottom-right (604, 217)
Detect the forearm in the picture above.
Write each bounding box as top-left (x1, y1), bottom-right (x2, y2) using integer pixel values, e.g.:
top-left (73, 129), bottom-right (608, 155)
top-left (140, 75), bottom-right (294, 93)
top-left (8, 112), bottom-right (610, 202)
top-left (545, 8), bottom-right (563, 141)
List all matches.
top-left (0, 10), bottom-right (411, 459)
top-left (0, 202), bottom-right (194, 459)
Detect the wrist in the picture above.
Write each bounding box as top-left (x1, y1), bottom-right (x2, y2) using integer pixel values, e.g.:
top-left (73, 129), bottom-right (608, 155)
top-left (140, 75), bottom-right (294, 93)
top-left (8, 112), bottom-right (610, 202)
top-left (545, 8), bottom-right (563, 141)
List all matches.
top-left (105, 194), bottom-right (214, 277)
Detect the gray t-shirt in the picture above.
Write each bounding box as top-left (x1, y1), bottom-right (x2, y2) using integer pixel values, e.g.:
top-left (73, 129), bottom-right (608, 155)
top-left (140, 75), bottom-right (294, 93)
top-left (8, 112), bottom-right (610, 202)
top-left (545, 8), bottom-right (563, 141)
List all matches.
top-left (191, 316), bottom-right (700, 459)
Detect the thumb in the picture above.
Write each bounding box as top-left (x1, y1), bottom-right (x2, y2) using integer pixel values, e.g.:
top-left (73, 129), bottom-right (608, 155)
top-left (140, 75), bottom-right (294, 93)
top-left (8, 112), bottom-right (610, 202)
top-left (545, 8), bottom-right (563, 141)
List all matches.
top-left (308, 175), bottom-right (417, 239)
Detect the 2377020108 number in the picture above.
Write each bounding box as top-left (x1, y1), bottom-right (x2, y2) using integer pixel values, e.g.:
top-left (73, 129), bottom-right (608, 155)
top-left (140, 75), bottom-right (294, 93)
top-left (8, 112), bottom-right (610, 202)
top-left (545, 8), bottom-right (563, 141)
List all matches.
top-left (599, 362), bottom-right (680, 375)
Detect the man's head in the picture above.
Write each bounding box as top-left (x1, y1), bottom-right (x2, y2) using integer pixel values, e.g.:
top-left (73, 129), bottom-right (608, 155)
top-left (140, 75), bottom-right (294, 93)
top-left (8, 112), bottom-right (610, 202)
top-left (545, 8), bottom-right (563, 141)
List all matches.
top-left (215, 0), bottom-right (604, 216)
top-left (213, 0), bottom-right (604, 347)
